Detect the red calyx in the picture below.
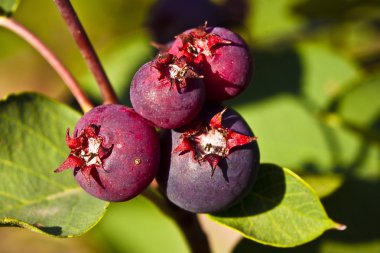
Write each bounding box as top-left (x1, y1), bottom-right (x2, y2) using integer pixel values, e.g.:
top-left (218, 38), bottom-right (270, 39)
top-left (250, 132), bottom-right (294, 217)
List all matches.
top-left (55, 124), bottom-right (113, 182)
top-left (154, 53), bottom-right (203, 90)
top-left (173, 108), bottom-right (257, 175)
top-left (176, 22), bottom-right (232, 64)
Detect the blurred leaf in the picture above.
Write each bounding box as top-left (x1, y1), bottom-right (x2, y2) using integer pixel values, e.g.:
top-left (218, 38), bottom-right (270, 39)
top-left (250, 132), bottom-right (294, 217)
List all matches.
top-left (301, 174), bottom-right (344, 198)
top-left (209, 164), bottom-right (342, 247)
top-left (228, 48), bottom-right (302, 107)
top-left (90, 194), bottom-right (190, 253)
top-left (81, 31), bottom-right (154, 104)
top-left (234, 237), bottom-right (380, 253)
top-left (247, 0), bottom-right (305, 41)
top-left (0, 93), bottom-right (108, 237)
top-left (337, 73), bottom-right (380, 131)
top-left (236, 95), bottom-right (333, 173)
top-left (320, 240), bottom-right (380, 253)
top-left (323, 120), bottom-right (380, 180)
top-left (353, 142), bottom-right (380, 179)
top-left (299, 43), bottom-right (360, 109)
top-left (0, 0), bottom-right (19, 16)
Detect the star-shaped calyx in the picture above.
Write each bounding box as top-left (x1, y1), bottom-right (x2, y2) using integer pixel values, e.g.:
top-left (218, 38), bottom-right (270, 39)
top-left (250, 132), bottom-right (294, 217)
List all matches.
top-left (176, 22), bottom-right (232, 64)
top-left (54, 124), bottom-right (113, 182)
top-left (173, 108), bottom-right (257, 176)
top-left (154, 53), bottom-right (203, 90)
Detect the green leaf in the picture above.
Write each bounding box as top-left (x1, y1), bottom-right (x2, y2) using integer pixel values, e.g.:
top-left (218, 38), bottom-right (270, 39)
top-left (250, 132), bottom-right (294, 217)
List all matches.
top-left (209, 164), bottom-right (342, 247)
top-left (0, 93), bottom-right (108, 237)
top-left (233, 176), bottom-right (380, 252)
top-left (337, 73), bottom-right (380, 131)
top-left (301, 173), bottom-right (344, 198)
top-left (0, 0), bottom-right (19, 16)
top-left (298, 43), bottom-right (360, 109)
top-left (247, 0), bottom-right (305, 41)
top-left (323, 120), bottom-right (380, 180)
top-left (236, 95), bottom-right (333, 173)
top-left (233, 238), bottom-right (380, 253)
top-left (89, 194), bottom-right (190, 253)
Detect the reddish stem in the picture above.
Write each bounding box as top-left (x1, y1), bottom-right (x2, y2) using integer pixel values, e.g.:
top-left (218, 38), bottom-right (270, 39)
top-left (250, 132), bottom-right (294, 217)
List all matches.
top-left (0, 16), bottom-right (93, 112)
top-left (53, 0), bottom-right (118, 105)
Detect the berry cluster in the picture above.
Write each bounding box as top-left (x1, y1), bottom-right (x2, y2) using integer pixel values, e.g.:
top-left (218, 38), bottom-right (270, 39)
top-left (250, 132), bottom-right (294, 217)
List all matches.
top-left (55, 23), bottom-right (259, 213)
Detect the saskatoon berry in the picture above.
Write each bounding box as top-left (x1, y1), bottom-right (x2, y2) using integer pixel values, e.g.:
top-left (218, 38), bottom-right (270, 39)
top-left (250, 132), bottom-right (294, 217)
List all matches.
top-left (130, 53), bottom-right (205, 129)
top-left (55, 104), bottom-right (160, 202)
top-left (168, 23), bottom-right (253, 101)
top-left (156, 104), bottom-right (259, 213)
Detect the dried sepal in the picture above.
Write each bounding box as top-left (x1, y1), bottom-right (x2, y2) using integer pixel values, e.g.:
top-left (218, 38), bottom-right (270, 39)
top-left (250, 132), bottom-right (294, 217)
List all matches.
top-left (176, 22), bottom-right (232, 64)
top-left (55, 124), bottom-right (113, 183)
top-left (174, 108), bottom-right (257, 174)
top-left (154, 53), bottom-right (203, 90)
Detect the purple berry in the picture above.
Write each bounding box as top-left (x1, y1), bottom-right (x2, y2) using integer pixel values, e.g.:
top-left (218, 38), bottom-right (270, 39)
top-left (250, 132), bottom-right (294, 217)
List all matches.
top-left (169, 24), bottom-right (253, 101)
top-left (130, 53), bottom-right (205, 129)
top-left (156, 104), bottom-right (259, 213)
top-left (55, 104), bottom-right (160, 202)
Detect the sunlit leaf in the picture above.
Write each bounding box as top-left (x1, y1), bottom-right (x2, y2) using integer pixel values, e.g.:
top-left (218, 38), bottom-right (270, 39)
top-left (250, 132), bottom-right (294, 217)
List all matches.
top-left (301, 174), bottom-right (344, 198)
top-left (337, 73), bottom-right (380, 131)
top-left (247, 0), bottom-right (305, 41)
top-left (298, 43), bottom-right (360, 109)
top-left (236, 95), bottom-right (333, 172)
top-left (0, 93), bottom-right (108, 237)
top-left (209, 164), bottom-right (342, 247)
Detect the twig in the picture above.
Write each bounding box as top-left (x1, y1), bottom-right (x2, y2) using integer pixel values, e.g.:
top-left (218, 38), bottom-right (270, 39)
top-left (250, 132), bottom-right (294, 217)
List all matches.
top-left (0, 16), bottom-right (93, 112)
top-left (53, 0), bottom-right (118, 104)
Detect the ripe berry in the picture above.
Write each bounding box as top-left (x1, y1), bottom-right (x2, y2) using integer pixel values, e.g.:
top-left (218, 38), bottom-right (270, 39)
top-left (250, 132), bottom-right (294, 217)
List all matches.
top-left (168, 23), bottom-right (253, 101)
top-left (55, 104), bottom-right (160, 202)
top-left (130, 53), bottom-right (205, 129)
top-left (156, 104), bottom-right (259, 213)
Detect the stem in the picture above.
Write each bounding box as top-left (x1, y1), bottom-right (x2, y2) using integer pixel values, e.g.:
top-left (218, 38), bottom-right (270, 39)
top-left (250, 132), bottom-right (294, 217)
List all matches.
top-left (142, 187), bottom-right (211, 253)
top-left (53, 0), bottom-right (118, 104)
top-left (0, 16), bottom-right (93, 112)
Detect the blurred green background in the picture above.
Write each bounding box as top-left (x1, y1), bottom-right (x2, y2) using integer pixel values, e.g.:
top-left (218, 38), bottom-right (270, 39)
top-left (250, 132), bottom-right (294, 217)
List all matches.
top-left (0, 0), bottom-right (379, 252)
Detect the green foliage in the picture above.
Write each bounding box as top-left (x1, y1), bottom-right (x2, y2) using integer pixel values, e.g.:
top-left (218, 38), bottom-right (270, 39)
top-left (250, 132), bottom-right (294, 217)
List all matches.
top-left (247, 0), bottom-right (305, 41)
top-left (210, 164), bottom-right (341, 247)
top-left (0, 0), bottom-right (19, 16)
top-left (0, 93), bottom-right (108, 237)
top-left (91, 196), bottom-right (190, 253)
top-left (0, 0), bottom-right (379, 252)
top-left (235, 96), bottom-right (333, 173)
top-left (298, 42), bottom-right (360, 109)
top-left (337, 73), bottom-right (380, 131)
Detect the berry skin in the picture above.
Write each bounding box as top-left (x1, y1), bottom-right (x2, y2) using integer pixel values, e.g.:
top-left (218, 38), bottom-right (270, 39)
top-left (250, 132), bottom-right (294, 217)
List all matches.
top-left (156, 104), bottom-right (259, 213)
top-left (55, 104), bottom-right (160, 202)
top-left (169, 24), bottom-right (253, 101)
top-left (130, 53), bottom-right (205, 129)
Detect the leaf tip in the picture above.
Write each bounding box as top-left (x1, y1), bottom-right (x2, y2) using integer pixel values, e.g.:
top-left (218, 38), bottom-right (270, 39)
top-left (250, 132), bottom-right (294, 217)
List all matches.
top-left (333, 221), bottom-right (347, 231)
